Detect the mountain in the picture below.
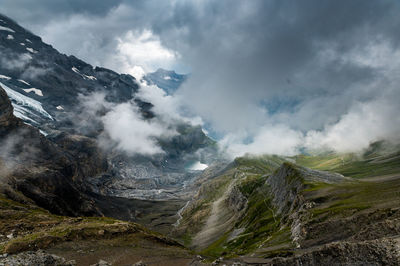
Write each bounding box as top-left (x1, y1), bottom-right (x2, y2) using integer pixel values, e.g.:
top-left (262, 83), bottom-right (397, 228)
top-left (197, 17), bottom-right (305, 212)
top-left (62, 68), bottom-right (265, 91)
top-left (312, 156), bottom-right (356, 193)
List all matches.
top-left (0, 13), bottom-right (218, 202)
top-left (174, 153), bottom-right (400, 264)
top-left (144, 68), bottom-right (187, 95)
top-left (1, 13), bottom-right (400, 266)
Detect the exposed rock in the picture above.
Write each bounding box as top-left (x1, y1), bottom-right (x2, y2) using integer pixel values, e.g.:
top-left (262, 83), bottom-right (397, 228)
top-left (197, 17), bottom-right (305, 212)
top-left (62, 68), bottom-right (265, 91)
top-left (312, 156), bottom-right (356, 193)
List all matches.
top-left (0, 250), bottom-right (75, 266)
top-left (266, 162), bottom-right (349, 215)
top-left (0, 87), bottom-right (15, 126)
top-left (269, 237), bottom-right (400, 266)
top-left (90, 259), bottom-right (111, 266)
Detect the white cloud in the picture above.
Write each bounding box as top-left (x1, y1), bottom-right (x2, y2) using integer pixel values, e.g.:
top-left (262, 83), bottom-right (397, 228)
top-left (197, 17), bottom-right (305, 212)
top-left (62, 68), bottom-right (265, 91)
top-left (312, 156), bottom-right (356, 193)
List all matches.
top-left (305, 98), bottom-right (400, 153)
top-left (75, 91), bottom-right (179, 156)
top-left (102, 102), bottom-right (176, 156)
top-left (114, 29), bottom-right (179, 74)
top-left (220, 124), bottom-right (303, 158)
top-left (0, 51), bottom-right (32, 70)
top-left (136, 80), bottom-right (204, 127)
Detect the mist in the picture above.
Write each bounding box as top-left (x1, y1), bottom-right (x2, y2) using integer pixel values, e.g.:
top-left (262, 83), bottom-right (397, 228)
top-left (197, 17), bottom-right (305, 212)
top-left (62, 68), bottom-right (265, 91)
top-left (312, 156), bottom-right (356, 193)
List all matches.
top-left (3, 0), bottom-right (400, 157)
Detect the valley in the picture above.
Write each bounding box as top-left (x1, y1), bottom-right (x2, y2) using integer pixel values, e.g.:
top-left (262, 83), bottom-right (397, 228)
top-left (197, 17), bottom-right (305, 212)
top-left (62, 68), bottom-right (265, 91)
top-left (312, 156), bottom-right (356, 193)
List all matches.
top-left (0, 12), bottom-right (399, 266)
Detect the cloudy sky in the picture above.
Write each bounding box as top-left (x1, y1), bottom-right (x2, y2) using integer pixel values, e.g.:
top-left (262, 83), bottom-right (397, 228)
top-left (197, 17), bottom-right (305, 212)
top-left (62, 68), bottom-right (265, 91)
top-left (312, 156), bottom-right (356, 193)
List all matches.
top-left (2, 0), bottom-right (400, 157)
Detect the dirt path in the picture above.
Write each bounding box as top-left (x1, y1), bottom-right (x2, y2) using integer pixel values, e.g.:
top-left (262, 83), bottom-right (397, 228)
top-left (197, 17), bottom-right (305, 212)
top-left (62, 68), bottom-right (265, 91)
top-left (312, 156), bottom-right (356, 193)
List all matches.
top-left (192, 181), bottom-right (236, 250)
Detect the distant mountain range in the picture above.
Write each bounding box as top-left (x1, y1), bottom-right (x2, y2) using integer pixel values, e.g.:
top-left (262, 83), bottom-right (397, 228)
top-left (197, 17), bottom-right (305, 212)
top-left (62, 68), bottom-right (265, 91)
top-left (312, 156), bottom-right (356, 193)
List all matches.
top-left (144, 68), bottom-right (187, 95)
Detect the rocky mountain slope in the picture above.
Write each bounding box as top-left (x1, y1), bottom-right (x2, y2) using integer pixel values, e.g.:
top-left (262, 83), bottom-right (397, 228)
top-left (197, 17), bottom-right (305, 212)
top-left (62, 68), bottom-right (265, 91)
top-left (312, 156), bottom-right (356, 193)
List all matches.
top-left (0, 13), bottom-right (218, 202)
top-left (174, 152), bottom-right (400, 265)
top-left (144, 68), bottom-right (187, 95)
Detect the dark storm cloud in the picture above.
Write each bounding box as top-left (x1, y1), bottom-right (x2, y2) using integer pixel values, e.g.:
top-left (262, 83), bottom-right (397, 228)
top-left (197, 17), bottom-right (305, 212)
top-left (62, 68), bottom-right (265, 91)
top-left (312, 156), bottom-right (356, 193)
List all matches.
top-left (1, 0), bottom-right (400, 155)
top-left (0, 0), bottom-right (123, 23)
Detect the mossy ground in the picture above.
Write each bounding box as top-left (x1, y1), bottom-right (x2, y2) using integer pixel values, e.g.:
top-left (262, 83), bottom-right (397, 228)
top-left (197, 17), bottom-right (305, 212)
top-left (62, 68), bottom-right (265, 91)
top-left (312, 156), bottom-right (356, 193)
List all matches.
top-left (295, 147), bottom-right (400, 178)
top-left (0, 193), bottom-right (190, 263)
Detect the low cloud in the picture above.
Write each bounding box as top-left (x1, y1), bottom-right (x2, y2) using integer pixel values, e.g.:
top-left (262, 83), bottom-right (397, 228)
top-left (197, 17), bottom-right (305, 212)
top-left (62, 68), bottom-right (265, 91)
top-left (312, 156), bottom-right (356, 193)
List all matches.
top-left (137, 80), bottom-right (204, 127)
top-left (0, 50), bottom-right (32, 70)
top-left (3, 1), bottom-right (400, 157)
top-left (0, 129), bottom-right (40, 177)
top-left (0, 50), bottom-right (49, 80)
top-left (101, 102), bottom-right (176, 156)
top-left (220, 125), bottom-right (303, 158)
top-left (75, 90), bottom-right (178, 156)
top-left (305, 97), bottom-right (400, 153)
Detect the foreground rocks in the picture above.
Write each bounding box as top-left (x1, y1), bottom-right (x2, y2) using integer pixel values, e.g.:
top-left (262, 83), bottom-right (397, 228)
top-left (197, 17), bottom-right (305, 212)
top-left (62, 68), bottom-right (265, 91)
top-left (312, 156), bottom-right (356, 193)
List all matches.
top-left (0, 250), bottom-right (75, 266)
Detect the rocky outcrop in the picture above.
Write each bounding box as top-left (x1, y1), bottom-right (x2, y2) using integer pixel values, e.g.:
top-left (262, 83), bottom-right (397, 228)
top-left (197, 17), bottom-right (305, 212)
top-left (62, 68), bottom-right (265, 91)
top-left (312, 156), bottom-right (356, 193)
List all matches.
top-left (0, 85), bottom-right (102, 216)
top-left (266, 162), bottom-right (348, 215)
top-left (0, 87), bottom-right (15, 126)
top-left (269, 237), bottom-right (400, 266)
top-left (0, 250), bottom-right (76, 266)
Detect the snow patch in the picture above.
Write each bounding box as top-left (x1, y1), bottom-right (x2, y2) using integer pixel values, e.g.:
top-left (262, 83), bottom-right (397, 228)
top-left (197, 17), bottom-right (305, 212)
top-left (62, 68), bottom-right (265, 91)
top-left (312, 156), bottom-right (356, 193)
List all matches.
top-left (163, 76), bottom-right (171, 80)
top-left (56, 105), bottom-right (64, 110)
top-left (0, 75), bottom-right (11, 80)
top-left (72, 67), bottom-right (97, 80)
top-left (6, 34), bottom-right (14, 40)
top-left (25, 39), bottom-right (32, 43)
top-left (83, 74), bottom-right (97, 80)
top-left (20, 43), bottom-right (25, 46)
top-left (18, 79), bottom-right (30, 86)
top-left (39, 129), bottom-right (48, 136)
top-left (0, 26), bottom-right (15, 33)
top-left (23, 88), bottom-right (43, 97)
top-left (26, 47), bottom-right (38, 54)
top-left (188, 161), bottom-right (208, 171)
top-left (71, 67), bottom-right (80, 74)
top-left (0, 82), bottom-right (53, 121)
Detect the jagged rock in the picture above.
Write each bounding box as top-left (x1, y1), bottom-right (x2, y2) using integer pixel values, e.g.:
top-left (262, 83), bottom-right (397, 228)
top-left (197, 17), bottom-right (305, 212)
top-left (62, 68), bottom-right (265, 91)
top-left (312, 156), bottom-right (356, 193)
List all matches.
top-left (0, 250), bottom-right (75, 266)
top-left (90, 259), bottom-right (111, 266)
top-left (133, 261), bottom-right (147, 266)
top-left (269, 237), bottom-right (400, 266)
top-left (266, 162), bottom-right (348, 215)
top-left (0, 87), bottom-right (15, 126)
top-left (0, 85), bottom-right (102, 216)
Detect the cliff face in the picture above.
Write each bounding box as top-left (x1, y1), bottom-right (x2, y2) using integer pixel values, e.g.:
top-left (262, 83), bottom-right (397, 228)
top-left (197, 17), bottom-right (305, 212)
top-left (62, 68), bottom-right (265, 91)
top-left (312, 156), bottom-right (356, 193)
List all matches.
top-left (0, 13), bottom-right (218, 202)
top-left (0, 87), bottom-right (15, 126)
top-left (0, 85), bottom-right (103, 216)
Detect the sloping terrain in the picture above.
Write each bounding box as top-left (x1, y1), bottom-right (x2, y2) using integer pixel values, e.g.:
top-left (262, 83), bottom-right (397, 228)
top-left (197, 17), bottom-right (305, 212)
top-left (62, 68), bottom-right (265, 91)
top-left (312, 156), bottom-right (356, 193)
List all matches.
top-left (0, 13), bottom-right (217, 202)
top-left (175, 152), bottom-right (400, 265)
top-left (0, 193), bottom-right (194, 265)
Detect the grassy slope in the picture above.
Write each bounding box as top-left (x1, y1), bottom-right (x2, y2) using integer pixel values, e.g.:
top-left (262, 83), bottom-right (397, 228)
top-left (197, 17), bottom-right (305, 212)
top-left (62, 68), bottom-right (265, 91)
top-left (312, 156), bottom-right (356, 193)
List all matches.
top-left (180, 148), bottom-right (400, 260)
top-left (176, 155), bottom-right (292, 258)
top-left (295, 143), bottom-right (400, 178)
top-left (0, 193), bottom-right (193, 264)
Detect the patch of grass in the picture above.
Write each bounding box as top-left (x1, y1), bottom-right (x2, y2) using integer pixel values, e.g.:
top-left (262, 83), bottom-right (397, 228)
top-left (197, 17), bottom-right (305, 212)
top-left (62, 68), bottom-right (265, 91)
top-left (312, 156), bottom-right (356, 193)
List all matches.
top-left (235, 155), bottom-right (286, 175)
top-left (295, 150), bottom-right (400, 179)
top-left (238, 174), bottom-right (266, 197)
top-left (200, 232), bottom-right (230, 257)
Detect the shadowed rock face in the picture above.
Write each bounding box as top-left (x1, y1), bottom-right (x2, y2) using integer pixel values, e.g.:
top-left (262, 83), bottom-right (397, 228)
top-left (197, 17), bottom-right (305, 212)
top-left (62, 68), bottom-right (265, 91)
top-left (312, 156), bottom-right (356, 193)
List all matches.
top-left (266, 162), bottom-right (349, 215)
top-left (0, 85), bottom-right (104, 216)
top-left (0, 14), bottom-right (141, 111)
top-left (0, 14), bottom-right (219, 202)
top-left (0, 88), bottom-right (14, 125)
